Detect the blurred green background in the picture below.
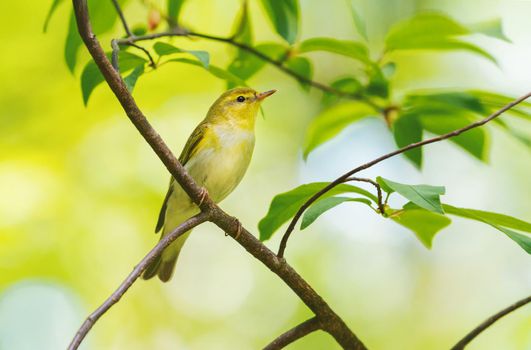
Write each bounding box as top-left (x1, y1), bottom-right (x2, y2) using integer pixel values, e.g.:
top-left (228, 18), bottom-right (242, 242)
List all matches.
top-left (0, 0), bottom-right (530, 349)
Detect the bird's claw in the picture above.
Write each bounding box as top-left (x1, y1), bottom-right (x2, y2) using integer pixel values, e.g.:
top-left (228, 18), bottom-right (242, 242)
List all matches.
top-left (198, 187), bottom-right (209, 206)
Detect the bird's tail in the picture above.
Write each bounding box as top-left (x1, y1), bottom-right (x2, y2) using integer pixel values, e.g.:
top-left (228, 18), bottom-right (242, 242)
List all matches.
top-left (142, 230), bottom-right (192, 282)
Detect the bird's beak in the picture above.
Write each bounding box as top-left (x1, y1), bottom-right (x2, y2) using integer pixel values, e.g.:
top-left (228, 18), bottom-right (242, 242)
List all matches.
top-left (256, 89), bottom-right (277, 101)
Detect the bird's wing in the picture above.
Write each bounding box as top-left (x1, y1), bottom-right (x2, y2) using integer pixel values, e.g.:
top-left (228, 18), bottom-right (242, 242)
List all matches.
top-left (155, 121), bottom-right (210, 233)
top-left (155, 178), bottom-right (174, 233)
top-left (178, 121), bottom-right (210, 165)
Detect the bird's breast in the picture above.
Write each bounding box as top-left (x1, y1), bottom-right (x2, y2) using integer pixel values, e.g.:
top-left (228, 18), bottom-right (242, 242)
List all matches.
top-left (185, 125), bottom-right (255, 203)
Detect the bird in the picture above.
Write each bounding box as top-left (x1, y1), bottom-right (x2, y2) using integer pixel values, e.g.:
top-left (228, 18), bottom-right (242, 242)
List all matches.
top-left (142, 87), bottom-right (276, 282)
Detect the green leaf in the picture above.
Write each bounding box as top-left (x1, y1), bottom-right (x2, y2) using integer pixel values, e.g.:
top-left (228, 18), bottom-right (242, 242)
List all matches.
top-left (385, 13), bottom-right (470, 50)
top-left (226, 0), bottom-right (254, 89)
top-left (285, 57), bottom-right (313, 91)
top-left (259, 182), bottom-right (377, 241)
top-left (384, 13), bottom-right (496, 64)
top-left (419, 113), bottom-right (488, 161)
top-left (303, 102), bottom-right (376, 159)
top-left (393, 113), bottom-right (423, 167)
top-left (64, 1), bottom-right (123, 72)
top-left (256, 43), bottom-right (289, 60)
top-left (443, 204), bottom-right (531, 254)
top-left (381, 62), bottom-right (396, 79)
top-left (386, 13), bottom-right (468, 49)
top-left (43, 0), bottom-right (65, 32)
top-left (321, 77), bottom-right (363, 107)
top-left (392, 207), bottom-right (451, 248)
top-left (347, 0), bottom-right (368, 40)
top-left (132, 25), bottom-right (147, 36)
top-left (375, 176), bottom-right (394, 194)
top-left (168, 0), bottom-right (186, 24)
top-left (255, 43), bottom-right (289, 61)
top-left (226, 43), bottom-right (287, 88)
top-left (415, 40), bottom-right (497, 64)
top-left (260, 0), bottom-right (299, 44)
top-left (167, 58), bottom-right (246, 86)
top-left (154, 42), bottom-right (209, 68)
top-left (64, 13), bottom-right (83, 73)
top-left (81, 52), bottom-right (146, 105)
top-left (404, 91), bottom-right (487, 115)
top-left (298, 37), bottom-right (369, 64)
top-left (378, 178), bottom-right (445, 214)
top-left (497, 227), bottom-right (531, 254)
top-left (123, 65), bottom-right (145, 92)
top-left (469, 18), bottom-right (510, 42)
top-left (443, 205), bottom-right (531, 233)
top-left (301, 196), bottom-right (372, 230)
top-left (227, 55), bottom-right (265, 89)
top-left (468, 90), bottom-right (531, 120)
top-left (231, 0), bottom-right (252, 43)
top-left (366, 65), bottom-right (389, 98)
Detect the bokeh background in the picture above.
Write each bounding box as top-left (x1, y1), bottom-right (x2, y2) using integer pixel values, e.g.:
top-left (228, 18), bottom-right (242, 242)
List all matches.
top-left (1, 0), bottom-right (530, 349)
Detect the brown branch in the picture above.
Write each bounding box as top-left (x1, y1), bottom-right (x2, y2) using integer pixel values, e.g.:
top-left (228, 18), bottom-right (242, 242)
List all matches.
top-left (68, 213), bottom-right (209, 350)
top-left (263, 317), bottom-right (322, 350)
top-left (450, 294), bottom-right (531, 350)
top-left (277, 91), bottom-right (531, 258)
top-left (345, 177), bottom-right (384, 214)
top-left (69, 1), bottom-right (367, 349)
top-left (111, 31), bottom-right (381, 111)
top-left (106, 0), bottom-right (380, 110)
top-left (122, 40), bottom-right (157, 68)
top-left (111, 0), bottom-right (132, 37)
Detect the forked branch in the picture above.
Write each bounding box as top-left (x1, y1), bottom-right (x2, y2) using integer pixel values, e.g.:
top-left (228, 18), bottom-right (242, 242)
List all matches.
top-left (67, 1), bottom-right (530, 349)
top-left (68, 0), bottom-right (366, 349)
top-left (277, 91), bottom-right (531, 258)
top-left (68, 213), bottom-right (209, 350)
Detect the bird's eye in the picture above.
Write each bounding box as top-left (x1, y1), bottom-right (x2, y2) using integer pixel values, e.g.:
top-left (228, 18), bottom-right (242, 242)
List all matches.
top-left (237, 96), bottom-right (245, 103)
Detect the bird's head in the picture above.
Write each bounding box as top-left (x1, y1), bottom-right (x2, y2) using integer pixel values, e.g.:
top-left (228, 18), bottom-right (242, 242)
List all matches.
top-left (207, 87), bottom-right (276, 127)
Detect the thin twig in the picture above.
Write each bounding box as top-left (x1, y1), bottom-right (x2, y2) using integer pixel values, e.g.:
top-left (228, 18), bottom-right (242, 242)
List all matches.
top-left (104, 3), bottom-right (382, 111)
top-left (111, 0), bottom-right (133, 37)
top-left (263, 317), bottom-right (322, 350)
top-left (111, 39), bottom-right (120, 71)
top-left (114, 31), bottom-right (382, 111)
top-left (277, 91), bottom-right (531, 258)
top-left (450, 294), bottom-right (531, 350)
top-left (110, 1), bottom-right (156, 71)
top-left (345, 177), bottom-right (385, 214)
top-left (68, 213), bottom-right (209, 350)
top-left (70, 1), bottom-right (367, 349)
top-left (124, 41), bottom-right (157, 68)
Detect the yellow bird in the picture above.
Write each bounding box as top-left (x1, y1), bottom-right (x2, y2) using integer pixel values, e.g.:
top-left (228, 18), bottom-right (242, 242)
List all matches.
top-left (143, 87), bottom-right (276, 282)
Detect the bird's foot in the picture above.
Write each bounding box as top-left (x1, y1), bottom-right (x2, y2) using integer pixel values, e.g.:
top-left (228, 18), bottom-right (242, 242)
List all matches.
top-left (197, 187), bottom-right (209, 206)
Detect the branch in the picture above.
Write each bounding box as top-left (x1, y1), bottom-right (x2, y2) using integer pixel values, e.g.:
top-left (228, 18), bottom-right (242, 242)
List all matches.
top-left (68, 212), bottom-right (209, 350)
top-left (346, 177), bottom-right (384, 214)
top-left (107, 0), bottom-right (381, 109)
top-left (69, 1), bottom-right (367, 349)
top-left (450, 294), bottom-right (531, 350)
top-left (111, 0), bottom-right (132, 37)
top-left (263, 317), bottom-right (322, 350)
top-left (110, 30), bottom-right (381, 111)
top-left (277, 90), bottom-right (531, 258)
